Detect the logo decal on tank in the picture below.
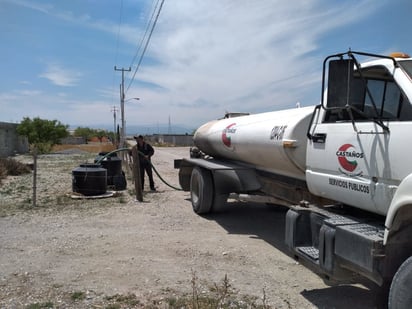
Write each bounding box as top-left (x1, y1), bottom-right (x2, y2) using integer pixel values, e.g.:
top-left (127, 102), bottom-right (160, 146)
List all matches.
top-left (336, 144), bottom-right (363, 176)
top-left (222, 123), bottom-right (236, 148)
top-left (270, 125), bottom-right (287, 140)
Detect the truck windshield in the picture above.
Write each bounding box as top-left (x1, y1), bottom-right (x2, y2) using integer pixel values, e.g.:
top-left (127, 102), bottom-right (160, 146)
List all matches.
top-left (399, 60), bottom-right (412, 80)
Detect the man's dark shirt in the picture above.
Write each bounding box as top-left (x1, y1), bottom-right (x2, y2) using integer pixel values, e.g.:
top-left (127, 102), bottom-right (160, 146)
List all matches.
top-left (137, 142), bottom-right (154, 165)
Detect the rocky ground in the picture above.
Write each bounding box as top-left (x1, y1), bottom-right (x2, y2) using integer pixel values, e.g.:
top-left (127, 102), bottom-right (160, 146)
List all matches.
top-left (0, 146), bottom-right (378, 308)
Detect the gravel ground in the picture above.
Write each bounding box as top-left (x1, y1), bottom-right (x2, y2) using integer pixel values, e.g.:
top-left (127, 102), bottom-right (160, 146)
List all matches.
top-left (0, 146), bottom-right (378, 308)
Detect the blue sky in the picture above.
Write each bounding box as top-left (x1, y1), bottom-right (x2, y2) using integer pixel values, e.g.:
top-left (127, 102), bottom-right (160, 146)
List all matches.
top-left (1, 0), bottom-right (411, 133)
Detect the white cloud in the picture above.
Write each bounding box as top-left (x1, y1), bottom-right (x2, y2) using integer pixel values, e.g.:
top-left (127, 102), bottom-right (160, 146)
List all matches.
top-left (2, 0), bottom-right (388, 129)
top-left (39, 63), bottom-right (82, 87)
top-left (0, 88), bottom-right (110, 125)
top-left (7, 0), bottom-right (53, 14)
top-left (117, 0), bottom-right (385, 126)
top-left (8, 0), bottom-right (143, 46)
top-left (19, 90), bottom-right (43, 96)
top-left (19, 80), bottom-right (32, 85)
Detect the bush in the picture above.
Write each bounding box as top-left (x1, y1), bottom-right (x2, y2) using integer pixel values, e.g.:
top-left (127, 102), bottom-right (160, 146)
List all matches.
top-left (0, 158), bottom-right (32, 183)
top-left (31, 143), bottom-right (52, 154)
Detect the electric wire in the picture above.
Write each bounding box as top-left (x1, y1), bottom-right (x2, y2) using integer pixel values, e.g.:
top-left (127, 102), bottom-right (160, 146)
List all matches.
top-left (109, 0), bottom-right (173, 190)
top-left (111, 0), bottom-right (124, 112)
top-left (128, 0), bottom-right (160, 71)
top-left (125, 0), bottom-right (165, 94)
top-left (114, 0), bottom-right (123, 68)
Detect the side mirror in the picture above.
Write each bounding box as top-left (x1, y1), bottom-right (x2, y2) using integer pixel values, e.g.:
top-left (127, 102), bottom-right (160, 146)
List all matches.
top-left (326, 59), bottom-right (355, 109)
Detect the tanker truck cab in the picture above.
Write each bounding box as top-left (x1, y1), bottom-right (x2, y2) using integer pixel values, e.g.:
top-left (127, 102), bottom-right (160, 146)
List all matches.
top-left (304, 51), bottom-right (412, 306)
top-left (307, 51), bottom-right (412, 217)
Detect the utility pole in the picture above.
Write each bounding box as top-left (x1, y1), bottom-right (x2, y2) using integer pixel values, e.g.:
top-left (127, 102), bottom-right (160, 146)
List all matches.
top-left (111, 106), bottom-right (119, 146)
top-left (168, 115), bottom-right (172, 134)
top-left (114, 66), bottom-right (131, 148)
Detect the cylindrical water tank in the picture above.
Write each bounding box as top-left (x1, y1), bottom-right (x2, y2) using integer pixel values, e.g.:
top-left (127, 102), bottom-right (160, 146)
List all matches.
top-left (193, 106), bottom-right (314, 180)
top-left (95, 152), bottom-right (122, 186)
top-left (72, 163), bottom-right (107, 196)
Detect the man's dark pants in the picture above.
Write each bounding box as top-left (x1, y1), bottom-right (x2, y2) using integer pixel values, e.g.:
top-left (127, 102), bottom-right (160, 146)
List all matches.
top-left (140, 163), bottom-right (155, 190)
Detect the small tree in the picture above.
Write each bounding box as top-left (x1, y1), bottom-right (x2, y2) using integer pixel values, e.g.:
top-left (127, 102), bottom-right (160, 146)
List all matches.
top-left (96, 129), bottom-right (107, 143)
top-left (74, 127), bottom-right (95, 143)
top-left (106, 131), bottom-right (116, 144)
top-left (17, 117), bottom-right (69, 153)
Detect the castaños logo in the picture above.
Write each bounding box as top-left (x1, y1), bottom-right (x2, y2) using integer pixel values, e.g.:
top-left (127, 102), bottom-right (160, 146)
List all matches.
top-left (222, 123), bottom-right (236, 148)
top-left (336, 144), bottom-right (364, 173)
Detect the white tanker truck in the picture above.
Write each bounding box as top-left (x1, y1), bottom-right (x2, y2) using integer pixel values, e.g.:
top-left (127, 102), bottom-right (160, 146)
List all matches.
top-left (177, 51), bottom-right (412, 308)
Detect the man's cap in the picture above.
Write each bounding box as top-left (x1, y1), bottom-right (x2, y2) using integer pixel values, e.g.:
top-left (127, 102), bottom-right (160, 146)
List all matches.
top-left (133, 135), bottom-right (144, 139)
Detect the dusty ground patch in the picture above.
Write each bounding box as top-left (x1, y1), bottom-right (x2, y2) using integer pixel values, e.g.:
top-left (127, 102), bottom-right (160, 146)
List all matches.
top-left (0, 147), bottom-right (378, 308)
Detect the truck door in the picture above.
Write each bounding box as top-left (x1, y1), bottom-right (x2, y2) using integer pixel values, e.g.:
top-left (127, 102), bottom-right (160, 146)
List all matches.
top-left (306, 56), bottom-right (412, 215)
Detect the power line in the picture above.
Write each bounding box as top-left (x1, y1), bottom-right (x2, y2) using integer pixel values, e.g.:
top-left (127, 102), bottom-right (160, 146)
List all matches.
top-left (125, 0), bottom-right (165, 94)
top-left (128, 0), bottom-right (160, 70)
top-left (111, 0), bottom-right (124, 108)
top-left (114, 0), bottom-right (124, 67)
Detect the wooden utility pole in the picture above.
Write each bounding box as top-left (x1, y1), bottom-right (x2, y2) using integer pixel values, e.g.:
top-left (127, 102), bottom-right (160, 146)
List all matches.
top-left (32, 146), bottom-right (38, 207)
top-left (131, 146), bottom-right (143, 202)
top-left (111, 106), bottom-right (119, 146)
top-left (114, 66), bottom-right (131, 148)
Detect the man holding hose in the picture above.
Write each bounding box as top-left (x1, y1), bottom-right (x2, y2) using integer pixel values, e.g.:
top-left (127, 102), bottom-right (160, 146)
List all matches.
top-left (133, 135), bottom-right (156, 191)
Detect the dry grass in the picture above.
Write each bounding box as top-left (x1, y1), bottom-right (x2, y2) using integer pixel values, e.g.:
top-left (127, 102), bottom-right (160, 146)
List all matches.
top-left (0, 151), bottom-right (99, 215)
top-left (52, 142), bottom-right (116, 154)
top-left (0, 158), bottom-right (32, 184)
top-left (1, 148), bottom-right (275, 308)
top-left (24, 273), bottom-right (271, 309)
top-left (0, 143), bottom-right (127, 216)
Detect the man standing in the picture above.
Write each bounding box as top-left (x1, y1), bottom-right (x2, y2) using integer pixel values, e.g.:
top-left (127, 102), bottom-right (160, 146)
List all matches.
top-left (134, 135), bottom-right (156, 191)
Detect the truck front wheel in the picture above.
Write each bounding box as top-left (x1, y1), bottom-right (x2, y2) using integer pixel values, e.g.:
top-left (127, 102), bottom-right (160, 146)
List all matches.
top-left (190, 167), bottom-right (213, 214)
top-left (388, 256), bottom-right (412, 309)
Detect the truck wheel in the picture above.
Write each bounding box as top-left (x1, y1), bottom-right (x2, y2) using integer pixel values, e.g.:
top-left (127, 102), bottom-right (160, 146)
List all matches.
top-left (388, 256), bottom-right (412, 309)
top-left (190, 167), bottom-right (213, 214)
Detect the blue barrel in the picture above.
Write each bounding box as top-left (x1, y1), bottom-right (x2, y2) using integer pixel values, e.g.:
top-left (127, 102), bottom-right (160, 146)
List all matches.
top-left (72, 163), bottom-right (107, 196)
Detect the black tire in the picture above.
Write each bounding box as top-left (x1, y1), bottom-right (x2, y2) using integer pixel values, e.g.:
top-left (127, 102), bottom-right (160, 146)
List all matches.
top-left (388, 256), bottom-right (412, 309)
top-left (190, 167), bottom-right (213, 214)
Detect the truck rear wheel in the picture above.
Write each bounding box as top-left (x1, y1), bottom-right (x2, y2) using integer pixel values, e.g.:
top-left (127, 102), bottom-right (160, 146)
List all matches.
top-left (190, 167), bottom-right (213, 214)
top-left (388, 256), bottom-right (412, 309)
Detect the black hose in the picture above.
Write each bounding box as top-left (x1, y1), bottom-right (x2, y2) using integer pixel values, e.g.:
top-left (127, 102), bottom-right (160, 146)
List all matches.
top-left (150, 161), bottom-right (182, 191)
top-left (95, 147), bottom-right (183, 191)
top-left (94, 148), bottom-right (130, 164)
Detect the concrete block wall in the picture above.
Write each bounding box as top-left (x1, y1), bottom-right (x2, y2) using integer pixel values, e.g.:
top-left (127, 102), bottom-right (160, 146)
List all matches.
top-left (0, 122), bottom-right (29, 157)
top-left (149, 134), bottom-right (194, 146)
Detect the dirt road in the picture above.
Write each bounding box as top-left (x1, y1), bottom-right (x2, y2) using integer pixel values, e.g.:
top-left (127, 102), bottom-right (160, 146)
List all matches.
top-left (0, 147), bottom-right (378, 308)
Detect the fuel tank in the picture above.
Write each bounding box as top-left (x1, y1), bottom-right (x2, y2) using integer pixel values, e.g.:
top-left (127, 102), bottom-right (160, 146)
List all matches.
top-left (194, 106), bottom-right (314, 180)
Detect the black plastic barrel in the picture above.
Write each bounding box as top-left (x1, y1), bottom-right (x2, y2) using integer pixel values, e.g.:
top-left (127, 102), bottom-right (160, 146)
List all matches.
top-left (72, 163), bottom-right (107, 196)
top-left (94, 152), bottom-right (126, 190)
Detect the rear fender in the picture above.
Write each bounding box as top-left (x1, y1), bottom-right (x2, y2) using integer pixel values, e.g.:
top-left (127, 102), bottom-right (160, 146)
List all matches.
top-left (178, 158), bottom-right (261, 194)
